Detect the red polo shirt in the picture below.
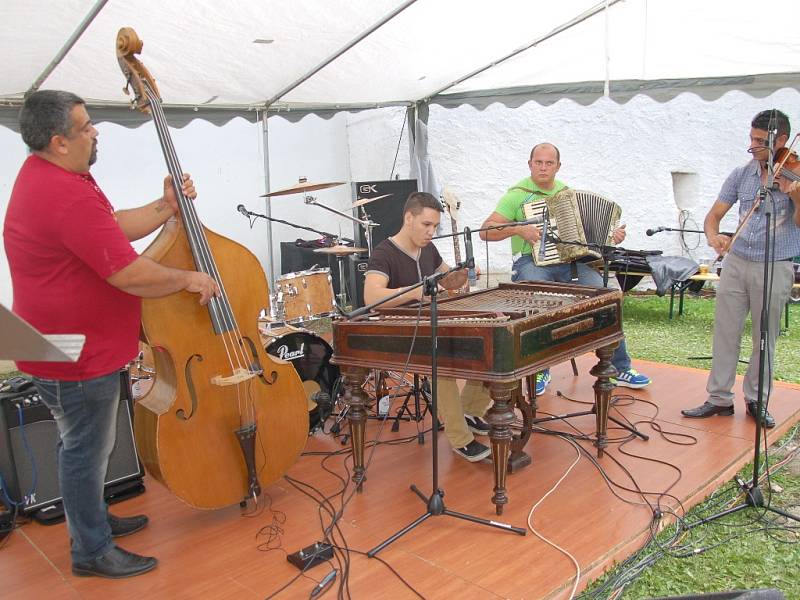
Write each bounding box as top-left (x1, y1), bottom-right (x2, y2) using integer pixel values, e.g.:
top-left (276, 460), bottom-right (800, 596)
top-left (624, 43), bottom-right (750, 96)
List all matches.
top-left (4, 155), bottom-right (141, 380)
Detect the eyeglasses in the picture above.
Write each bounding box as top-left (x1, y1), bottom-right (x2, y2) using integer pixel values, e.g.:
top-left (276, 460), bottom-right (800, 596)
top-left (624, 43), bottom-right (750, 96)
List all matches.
top-left (531, 160), bottom-right (557, 168)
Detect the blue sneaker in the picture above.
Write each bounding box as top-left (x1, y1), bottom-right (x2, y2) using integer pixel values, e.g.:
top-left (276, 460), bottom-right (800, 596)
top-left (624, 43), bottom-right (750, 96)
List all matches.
top-left (611, 368), bottom-right (651, 389)
top-left (534, 370), bottom-right (551, 395)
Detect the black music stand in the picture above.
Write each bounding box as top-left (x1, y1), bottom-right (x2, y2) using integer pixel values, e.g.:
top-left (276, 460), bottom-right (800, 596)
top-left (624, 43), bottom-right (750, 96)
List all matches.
top-left (364, 269), bottom-right (526, 557)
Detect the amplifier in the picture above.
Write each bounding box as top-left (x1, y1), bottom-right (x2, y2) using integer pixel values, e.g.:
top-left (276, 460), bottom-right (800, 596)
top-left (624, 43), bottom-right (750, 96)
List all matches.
top-left (0, 371), bottom-right (144, 515)
top-left (348, 255), bottom-right (370, 310)
top-left (352, 179), bottom-right (418, 249)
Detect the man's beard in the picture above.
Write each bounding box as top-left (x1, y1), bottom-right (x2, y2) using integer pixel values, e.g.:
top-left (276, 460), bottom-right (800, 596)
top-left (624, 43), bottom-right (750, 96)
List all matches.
top-left (89, 143), bottom-right (97, 166)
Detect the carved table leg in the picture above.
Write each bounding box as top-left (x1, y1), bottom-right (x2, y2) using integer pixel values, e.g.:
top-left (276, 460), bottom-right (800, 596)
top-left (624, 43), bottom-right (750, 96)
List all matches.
top-left (486, 380), bottom-right (520, 515)
top-left (508, 382), bottom-right (532, 474)
top-left (342, 367), bottom-right (369, 490)
top-left (590, 343), bottom-right (619, 458)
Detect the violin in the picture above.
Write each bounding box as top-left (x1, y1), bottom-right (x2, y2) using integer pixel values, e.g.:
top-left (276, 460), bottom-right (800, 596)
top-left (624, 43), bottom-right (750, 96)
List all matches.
top-left (775, 146), bottom-right (800, 184)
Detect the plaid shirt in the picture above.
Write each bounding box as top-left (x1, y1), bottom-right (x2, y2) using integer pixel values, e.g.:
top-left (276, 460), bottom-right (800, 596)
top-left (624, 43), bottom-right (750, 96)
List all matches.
top-left (719, 160), bottom-right (800, 261)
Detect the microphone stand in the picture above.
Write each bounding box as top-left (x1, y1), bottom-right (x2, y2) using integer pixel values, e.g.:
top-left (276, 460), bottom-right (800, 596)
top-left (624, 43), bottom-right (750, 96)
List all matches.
top-left (648, 226), bottom-right (706, 235)
top-left (687, 114), bottom-right (799, 530)
top-left (239, 208), bottom-right (355, 245)
top-left (341, 259), bottom-right (526, 558)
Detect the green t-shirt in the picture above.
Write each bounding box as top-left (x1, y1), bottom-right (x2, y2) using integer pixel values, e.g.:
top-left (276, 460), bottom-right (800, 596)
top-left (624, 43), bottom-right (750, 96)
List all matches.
top-left (494, 176), bottom-right (566, 255)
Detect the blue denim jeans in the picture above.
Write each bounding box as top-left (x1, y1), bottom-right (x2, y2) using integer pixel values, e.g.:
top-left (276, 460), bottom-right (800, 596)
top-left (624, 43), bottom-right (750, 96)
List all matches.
top-left (512, 255), bottom-right (631, 372)
top-left (32, 371), bottom-right (120, 563)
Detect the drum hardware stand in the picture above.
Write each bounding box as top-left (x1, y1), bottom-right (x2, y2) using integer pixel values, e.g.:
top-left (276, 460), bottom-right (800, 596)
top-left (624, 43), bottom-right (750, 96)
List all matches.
top-left (330, 371), bottom-right (425, 444)
top-left (343, 238), bottom-right (527, 557)
top-left (686, 114), bottom-right (800, 531)
top-left (237, 205), bottom-right (356, 310)
top-left (302, 193), bottom-right (380, 255)
top-left (390, 374), bottom-right (431, 441)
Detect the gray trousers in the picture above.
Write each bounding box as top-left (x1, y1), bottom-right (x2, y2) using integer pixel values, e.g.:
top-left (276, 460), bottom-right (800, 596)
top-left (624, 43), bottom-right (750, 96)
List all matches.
top-left (706, 252), bottom-right (794, 407)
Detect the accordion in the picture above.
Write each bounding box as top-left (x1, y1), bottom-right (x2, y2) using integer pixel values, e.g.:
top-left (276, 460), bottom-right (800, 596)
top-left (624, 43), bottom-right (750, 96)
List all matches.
top-left (522, 189), bottom-right (622, 266)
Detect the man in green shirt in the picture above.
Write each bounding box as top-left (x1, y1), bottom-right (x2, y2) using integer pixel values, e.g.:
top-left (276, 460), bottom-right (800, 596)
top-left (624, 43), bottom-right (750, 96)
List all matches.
top-left (479, 143), bottom-right (651, 393)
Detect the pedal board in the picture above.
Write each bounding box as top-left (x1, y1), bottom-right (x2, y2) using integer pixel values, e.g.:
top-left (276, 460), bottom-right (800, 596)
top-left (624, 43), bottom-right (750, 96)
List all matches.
top-left (286, 541), bottom-right (333, 571)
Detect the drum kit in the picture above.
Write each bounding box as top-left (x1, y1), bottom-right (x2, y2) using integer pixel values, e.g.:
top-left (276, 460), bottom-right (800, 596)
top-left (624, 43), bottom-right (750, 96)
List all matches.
top-left (131, 179), bottom-right (414, 437)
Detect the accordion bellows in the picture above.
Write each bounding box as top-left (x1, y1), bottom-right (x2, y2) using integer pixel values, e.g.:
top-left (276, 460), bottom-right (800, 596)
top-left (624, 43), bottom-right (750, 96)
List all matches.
top-left (523, 189), bottom-right (622, 266)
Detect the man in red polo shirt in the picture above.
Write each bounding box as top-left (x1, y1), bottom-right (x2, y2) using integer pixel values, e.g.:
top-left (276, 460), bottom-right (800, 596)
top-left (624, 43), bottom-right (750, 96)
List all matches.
top-left (3, 90), bottom-right (219, 579)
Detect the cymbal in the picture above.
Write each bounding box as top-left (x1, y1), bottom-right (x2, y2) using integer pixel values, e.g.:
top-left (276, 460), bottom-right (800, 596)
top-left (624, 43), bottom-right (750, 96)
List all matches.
top-left (352, 193), bottom-right (391, 208)
top-left (261, 180), bottom-right (345, 197)
top-left (313, 245), bottom-right (368, 255)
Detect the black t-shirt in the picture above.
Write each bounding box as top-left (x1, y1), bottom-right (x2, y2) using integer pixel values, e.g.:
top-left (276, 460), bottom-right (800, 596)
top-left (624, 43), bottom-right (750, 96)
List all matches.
top-left (366, 238), bottom-right (443, 289)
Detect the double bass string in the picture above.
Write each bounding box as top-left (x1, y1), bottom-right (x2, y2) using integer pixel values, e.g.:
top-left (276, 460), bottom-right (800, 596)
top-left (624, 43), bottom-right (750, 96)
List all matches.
top-left (144, 83), bottom-right (257, 422)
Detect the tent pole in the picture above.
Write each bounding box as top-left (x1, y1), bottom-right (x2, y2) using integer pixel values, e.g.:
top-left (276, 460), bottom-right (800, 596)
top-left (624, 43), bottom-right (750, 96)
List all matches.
top-left (261, 111), bottom-right (276, 285)
top-left (26, 0), bottom-right (110, 95)
top-left (424, 0), bottom-right (623, 101)
top-left (265, 0), bottom-right (418, 105)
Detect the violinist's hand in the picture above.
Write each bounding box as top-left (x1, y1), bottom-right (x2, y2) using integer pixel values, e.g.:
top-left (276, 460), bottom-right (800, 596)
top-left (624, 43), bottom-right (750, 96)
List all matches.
top-left (612, 224), bottom-right (627, 244)
top-left (163, 173), bottom-right (196, 214)
top-left (707, 233), bottom-right (730, 256)
top-left (786, 179), bottom-right (800, 203)
top-left (474, 263), bottom-right (482, 279)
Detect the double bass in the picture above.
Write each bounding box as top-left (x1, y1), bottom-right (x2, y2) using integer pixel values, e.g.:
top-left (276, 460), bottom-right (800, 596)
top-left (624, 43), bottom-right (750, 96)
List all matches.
top-left (116, 28), bottom-right (307, 509)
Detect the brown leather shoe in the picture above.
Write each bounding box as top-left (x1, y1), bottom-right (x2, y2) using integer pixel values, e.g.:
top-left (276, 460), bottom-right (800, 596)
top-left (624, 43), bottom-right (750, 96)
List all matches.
top-left (681, 402), bottom-right (735, 418)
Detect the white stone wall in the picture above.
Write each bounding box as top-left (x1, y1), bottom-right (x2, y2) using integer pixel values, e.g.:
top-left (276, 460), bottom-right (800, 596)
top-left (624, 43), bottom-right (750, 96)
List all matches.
top-left (2, 89), bottom-right (799, 309)
top-left (425, 89), bottom-right (800, 273)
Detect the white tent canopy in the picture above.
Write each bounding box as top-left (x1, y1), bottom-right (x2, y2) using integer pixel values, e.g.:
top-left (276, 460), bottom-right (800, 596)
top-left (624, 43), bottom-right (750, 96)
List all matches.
top-left (2, 0), bottom-right (799, 127)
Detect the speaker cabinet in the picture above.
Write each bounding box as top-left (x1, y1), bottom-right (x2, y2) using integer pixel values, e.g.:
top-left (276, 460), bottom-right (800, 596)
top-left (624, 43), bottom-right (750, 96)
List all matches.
top-left (348, 255), bottom-right (370, 310)
top-left (352, 179), bottom-right (418, 249)
top-left (0, 371), bottom-right (144, 515)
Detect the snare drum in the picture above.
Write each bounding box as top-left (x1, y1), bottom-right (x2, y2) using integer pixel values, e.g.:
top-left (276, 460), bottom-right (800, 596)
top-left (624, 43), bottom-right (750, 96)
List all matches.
top-left (260, 323), bottom-right (341, 433)
top-left (274, 268), bottom-right (336, 324)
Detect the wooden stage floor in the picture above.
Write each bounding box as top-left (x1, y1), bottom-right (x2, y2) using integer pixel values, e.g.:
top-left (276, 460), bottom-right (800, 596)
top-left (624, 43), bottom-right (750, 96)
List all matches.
top-left (3, 356), bottom-right (800, 600)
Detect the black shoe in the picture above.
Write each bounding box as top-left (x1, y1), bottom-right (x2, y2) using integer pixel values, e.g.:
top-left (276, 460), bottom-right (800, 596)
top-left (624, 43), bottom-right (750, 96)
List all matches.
top-left (746, 401), bottom-right (775, 429)
top-left (464, 414), bottom-right (490, 436)
top-left (681, 402), bottom-right (735, 418)
top-left (72, 546), bottom-right (158, 579)
top-left (452, 440), bottom-right (491, 463)
top-left (109, 513), bottom-right (149, 538)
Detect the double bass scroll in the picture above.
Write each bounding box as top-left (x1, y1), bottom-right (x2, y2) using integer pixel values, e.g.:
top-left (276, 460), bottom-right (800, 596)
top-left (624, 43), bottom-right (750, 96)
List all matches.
top-left (116, 28), bottom-right (308, 510)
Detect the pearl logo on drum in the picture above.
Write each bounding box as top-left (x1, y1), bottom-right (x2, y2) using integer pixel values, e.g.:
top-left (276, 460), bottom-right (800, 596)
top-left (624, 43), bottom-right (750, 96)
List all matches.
top-left (275, 343), bottom-right (305, 361)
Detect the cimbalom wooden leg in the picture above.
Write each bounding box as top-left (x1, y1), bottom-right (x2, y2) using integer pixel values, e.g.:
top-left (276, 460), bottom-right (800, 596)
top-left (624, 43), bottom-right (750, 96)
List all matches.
top-left (342, 366), bottom-right (369, 490)
top-left (486, 380), bottom-right (519, 515)
top-left (590, 343), bottom-right (619, 457)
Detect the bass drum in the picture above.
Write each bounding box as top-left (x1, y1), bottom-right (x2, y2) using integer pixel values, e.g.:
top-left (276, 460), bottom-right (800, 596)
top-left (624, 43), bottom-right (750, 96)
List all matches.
top-left (261, 324), bottom-right (341, 432)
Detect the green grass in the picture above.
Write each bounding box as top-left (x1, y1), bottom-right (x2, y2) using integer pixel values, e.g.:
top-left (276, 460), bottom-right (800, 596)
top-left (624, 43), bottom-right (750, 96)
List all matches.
top-left (622, 295), bottom-right (800, 384)
top-left (579, 295), bottom-right (800, 599)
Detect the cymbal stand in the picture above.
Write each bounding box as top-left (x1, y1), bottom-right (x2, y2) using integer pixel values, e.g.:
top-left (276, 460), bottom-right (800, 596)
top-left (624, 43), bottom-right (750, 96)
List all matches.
top-left (303, 193), bottom-right (380, 254)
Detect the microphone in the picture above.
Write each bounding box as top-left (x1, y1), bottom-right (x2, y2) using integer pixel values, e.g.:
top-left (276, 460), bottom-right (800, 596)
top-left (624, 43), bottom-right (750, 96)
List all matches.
top-left (646, 226), bottom-right (665, 236)
top-left (463, 227), bottom-right (477, 287)
top-left (236, 204), bottom-right (250, 217)
top-left (520, 215), bottom-right (544, 226)
top-left (538, 209), bottom-right (549, 262)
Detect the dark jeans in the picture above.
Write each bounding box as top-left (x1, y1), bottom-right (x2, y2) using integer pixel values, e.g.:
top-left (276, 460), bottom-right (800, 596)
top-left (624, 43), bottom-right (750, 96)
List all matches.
top-left (32, 371), bottom-right (120, 563)
top-left (512, 254), bottom-right (631, 372)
